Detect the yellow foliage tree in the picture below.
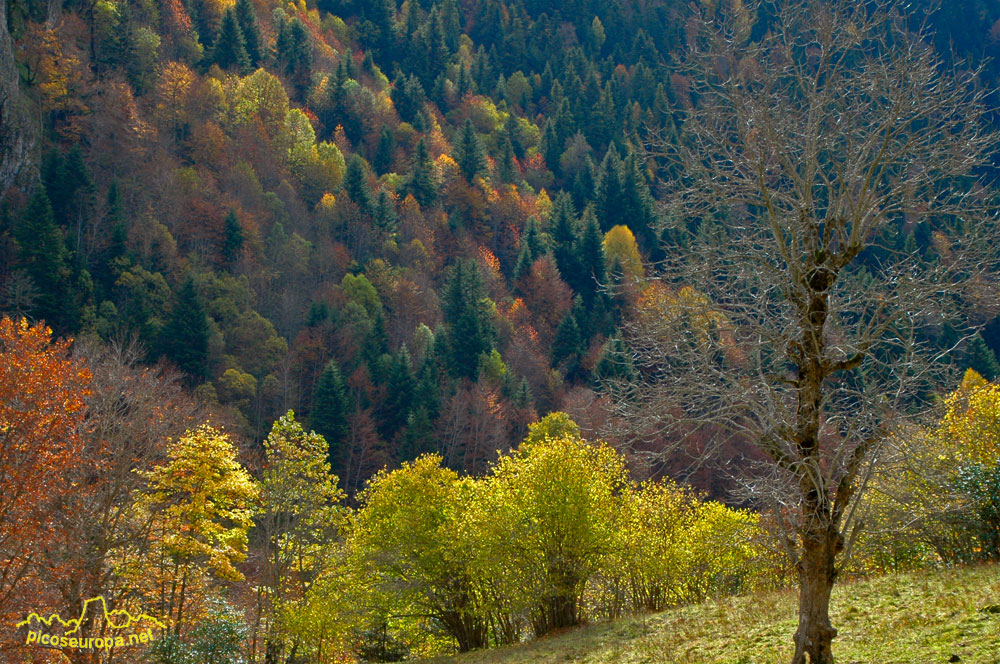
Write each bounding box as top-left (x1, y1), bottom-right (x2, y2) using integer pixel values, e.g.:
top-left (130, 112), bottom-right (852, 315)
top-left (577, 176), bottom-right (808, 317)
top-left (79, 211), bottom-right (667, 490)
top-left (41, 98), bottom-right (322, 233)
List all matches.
top-left (603, 224), bottom-right (644, 282)
top-left (471, 413), bottom-right (627, 637)
top-left (142, 423), bottom-right (258, 633)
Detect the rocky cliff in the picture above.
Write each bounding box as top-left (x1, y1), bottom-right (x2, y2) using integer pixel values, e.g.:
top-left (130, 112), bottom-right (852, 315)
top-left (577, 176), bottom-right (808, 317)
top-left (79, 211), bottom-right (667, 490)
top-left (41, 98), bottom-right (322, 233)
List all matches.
top-left (0, 0), bottom-right (35, 194)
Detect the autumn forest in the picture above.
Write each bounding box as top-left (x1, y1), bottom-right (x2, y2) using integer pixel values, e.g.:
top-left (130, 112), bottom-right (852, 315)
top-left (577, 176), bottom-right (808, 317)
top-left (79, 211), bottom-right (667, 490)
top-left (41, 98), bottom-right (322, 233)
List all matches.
top-left (2, 0), bottom-right (1000, 662)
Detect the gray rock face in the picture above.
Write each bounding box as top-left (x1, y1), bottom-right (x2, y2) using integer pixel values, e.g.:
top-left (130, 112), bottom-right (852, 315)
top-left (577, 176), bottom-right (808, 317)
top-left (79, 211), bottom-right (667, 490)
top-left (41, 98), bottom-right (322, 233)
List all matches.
top-left (0, 0), bottom-right (36, 195)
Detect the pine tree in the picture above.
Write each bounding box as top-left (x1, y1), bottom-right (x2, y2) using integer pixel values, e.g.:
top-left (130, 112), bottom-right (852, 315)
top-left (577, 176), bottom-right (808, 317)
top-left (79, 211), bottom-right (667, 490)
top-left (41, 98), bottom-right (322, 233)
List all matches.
top-left (374, 126), bottom-right (395, 175)
top-left (514, 216), bottom-right (546, 283)
top-left (620, 151), bottom-right (658, 250)
top-left (541, 119), bottom-right (562, 175)
top-left (407, 138), bottom-right (437, 208)
top-left (576, 209), bottom-right (606, 306)
top-left (234, 0), bottom-right (262, 66)
top-left (42, 147), bottom-right (95, 236)
top-left (400, 404), bottom-right (436, 461)
top-left (552, 310), bottom-right (582, 371)
top-left (454, 119), bottom-right (487, 182)
top-left (373, 190), bottom-right (397, 238)
top-left (595, 144), bottom-right (623, 231)
top-left (550, 193), bottom-right (582, 292)
top-left (964, 334), bottom-right (1000, 381)
top-left (344, 155), bottom-right (373, 214)
top-left (503, 111), bottom-right (524, 159)
top-left (221, 209), bottom-right (244, 267)
top-left (571, 158), bottom-right (596, 210)
top-left (498, 137), bottom-right (517, 183)
top-left (391, 74), bottom-right (426, 124)
top-left (380, 346), bottom-right (415, 439)
top-left (312, 359), bottom-right (351, 467)
top-left (214, 8), bottom-right (251, 73)
top-left (512, 376), bottom-right (533, 408)
top-left (15, 186), bottom-right (71, 330)
top-left (158, 277), bottom-right (210, 381)
top-left (95, 180), bottom-right (127, 297)
top-left (444, 260), bottom-right (494, 380)
top-left (595, 336), bottom-right (637, 384)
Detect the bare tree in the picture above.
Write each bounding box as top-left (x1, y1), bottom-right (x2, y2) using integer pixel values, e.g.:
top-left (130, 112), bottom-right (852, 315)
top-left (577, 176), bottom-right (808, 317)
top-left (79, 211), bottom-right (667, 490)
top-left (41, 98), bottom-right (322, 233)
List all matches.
top-left (606, 2), bottom-right (1000, 662)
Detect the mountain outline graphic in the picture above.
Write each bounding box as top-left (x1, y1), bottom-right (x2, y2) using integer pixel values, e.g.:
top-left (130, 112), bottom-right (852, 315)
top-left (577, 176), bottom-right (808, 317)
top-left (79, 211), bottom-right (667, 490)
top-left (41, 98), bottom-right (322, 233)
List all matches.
top-left (16, 596), bottom-right (166, 635)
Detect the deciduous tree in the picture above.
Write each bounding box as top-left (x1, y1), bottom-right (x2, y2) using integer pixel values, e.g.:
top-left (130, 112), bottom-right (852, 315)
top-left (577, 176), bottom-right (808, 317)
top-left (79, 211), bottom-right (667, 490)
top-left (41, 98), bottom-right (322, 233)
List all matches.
top-left (609, 2), bottom-right (1000, 662)
top-left (0, 318), bottom-right (90, 655)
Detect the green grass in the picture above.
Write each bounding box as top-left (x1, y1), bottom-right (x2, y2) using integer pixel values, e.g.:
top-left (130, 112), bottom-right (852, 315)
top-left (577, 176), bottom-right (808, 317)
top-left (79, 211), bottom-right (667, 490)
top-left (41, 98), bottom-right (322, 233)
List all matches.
top-left (424, 563), bottom-right (1000, 664)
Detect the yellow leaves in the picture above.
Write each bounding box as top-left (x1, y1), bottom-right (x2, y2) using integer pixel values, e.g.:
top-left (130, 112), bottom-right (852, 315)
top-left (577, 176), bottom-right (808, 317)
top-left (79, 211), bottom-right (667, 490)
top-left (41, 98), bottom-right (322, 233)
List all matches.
top-left (478, 246), bottom-right (501, 277)
top-left (610, 479), bottom-right (767, 606)
top-left (435, 153), bottom-right (460, 183)
top-left (937, 373), bottom-right (1000, 467)
top-left (535, 189), bottom-right (553, 221)
top-left (603, 225), bottom-right (644, 282)
top-left (143, 423), bottom-right (258, 581)
top-left (155, 62), bottom-right (195, 128)
top-left (229, 68), bottom-right (290, 139)
top-left (637, 282), bottom-right (729, 348)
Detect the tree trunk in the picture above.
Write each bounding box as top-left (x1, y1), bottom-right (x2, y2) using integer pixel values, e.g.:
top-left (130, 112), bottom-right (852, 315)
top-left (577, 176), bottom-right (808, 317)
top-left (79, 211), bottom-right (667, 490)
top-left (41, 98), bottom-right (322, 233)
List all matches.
top-left (792, 528), bottom-right (840, 664)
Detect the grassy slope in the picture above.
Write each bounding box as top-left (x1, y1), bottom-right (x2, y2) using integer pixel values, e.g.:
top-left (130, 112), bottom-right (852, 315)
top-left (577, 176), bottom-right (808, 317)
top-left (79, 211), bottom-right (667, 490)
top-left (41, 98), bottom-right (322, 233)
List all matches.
top-left (426, 564), bottom-right (1000, 664)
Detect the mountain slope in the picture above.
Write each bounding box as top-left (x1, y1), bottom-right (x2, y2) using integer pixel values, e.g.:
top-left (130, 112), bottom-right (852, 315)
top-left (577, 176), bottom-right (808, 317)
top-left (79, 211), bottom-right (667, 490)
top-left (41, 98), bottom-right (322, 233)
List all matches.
top-left (426, 564), bottom-right (1000, 664)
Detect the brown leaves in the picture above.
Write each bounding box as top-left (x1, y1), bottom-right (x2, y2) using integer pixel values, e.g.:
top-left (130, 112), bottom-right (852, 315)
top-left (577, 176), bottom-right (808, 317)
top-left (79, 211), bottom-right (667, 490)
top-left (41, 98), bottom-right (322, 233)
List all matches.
top-left (0, 317), bottom-right (91, 648)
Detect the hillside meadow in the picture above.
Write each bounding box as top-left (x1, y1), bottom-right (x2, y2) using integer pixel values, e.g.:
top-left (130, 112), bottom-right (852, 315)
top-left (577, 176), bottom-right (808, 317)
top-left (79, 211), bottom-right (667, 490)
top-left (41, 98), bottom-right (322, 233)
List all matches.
top-left (425, 564), bottom-right (1000, 664)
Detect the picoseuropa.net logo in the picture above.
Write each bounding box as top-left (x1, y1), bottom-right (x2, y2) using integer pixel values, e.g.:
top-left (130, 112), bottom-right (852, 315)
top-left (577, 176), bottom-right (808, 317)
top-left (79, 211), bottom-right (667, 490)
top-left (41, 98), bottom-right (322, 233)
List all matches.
top-left (17, 595), bottom-right (165, 651)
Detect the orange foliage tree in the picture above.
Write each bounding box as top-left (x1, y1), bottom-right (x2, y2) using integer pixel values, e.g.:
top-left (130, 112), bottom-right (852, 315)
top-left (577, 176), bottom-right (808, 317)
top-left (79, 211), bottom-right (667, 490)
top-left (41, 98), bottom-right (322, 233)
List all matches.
top-left (0, 317), bottom-right (91, 655)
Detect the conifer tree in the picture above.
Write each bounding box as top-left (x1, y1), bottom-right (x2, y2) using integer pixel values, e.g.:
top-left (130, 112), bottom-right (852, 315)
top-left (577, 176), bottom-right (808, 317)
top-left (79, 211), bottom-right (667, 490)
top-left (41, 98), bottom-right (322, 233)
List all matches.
top-left (413, 356), bottom-right (443, 420)
top-left (595, 335), bottom-right (637, 383)
top-left (503, 111), bottom-right (524, 159)
top-left (964, 334), bottom-right (1000, 381)
top-left (391, 74), bottom-right (426, 123)
top-left (595, 144), bottom-right (623, 231)
top-left (550, 193), bottom-right (582, 292)
top-left (552, 310), bottom-right (582, 372)
top-left (400, 404), bottom-right (436, 460)
top-left (571, 158), bottom-right (596, 211)
top-left (364, 312), bottom-right (390, 367)
top-left (158, 277), bottom-right (210, 381)
top-left (455, 119), bottom-right (487, 182)
top-left (234, 0), bottom-right (262, 66)
top-left (444, 260), bottom-right (494, 380)
top-left (421, 9), bottom-right (450, 88)
top-left (214, 8), bottom-right (251, 73)
top-left (374, 126), bottom-right (395, 175)
top-left (344, 155), bottom-right (373, 214)
top-left (541, 120), bottom-right (562, 175)
top-left (276, 17), bottom-right (312, 97)
top-left (312, 359), bottom-right (351, 467)
top-left (514, 216), bottom-right (546, 284)
top-left (42, 147), bottom-right (95, 236)
top-left (94, 180), bottom-right (128, 296)
top-left (456, 63), bottom-right (472, 97)
top-left (498, 137), bottom-right (517, 183)
top-left (512, 377), bottom-right (533, 409)
top-left (380, 346), bottom-right (415, 439)
top-left (221, 209), bottom-right (244, 267)
top-left (15, 186), bottom-right (71, 330)
top-left (373, 190), bottom-right (397, 238)
top-left (619, 151), bottom-right (658, 250)
top-left (576, 209), bottom-right (606, 306)
top-left (407, 138), bottom-right (437, 207)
